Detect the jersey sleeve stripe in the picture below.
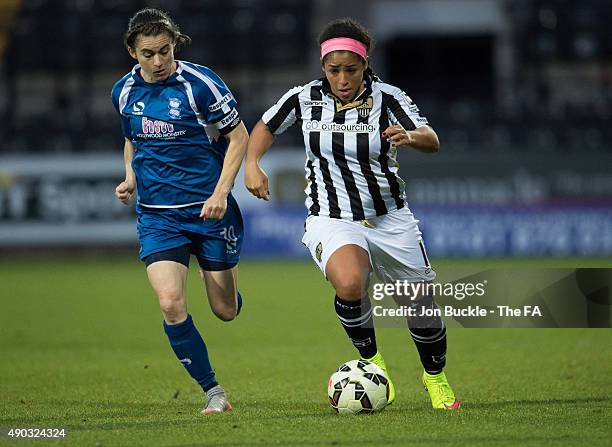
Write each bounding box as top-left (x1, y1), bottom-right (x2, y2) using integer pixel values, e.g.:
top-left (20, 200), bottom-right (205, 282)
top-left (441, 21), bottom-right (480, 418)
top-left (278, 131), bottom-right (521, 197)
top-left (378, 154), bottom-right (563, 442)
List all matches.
top-left (181, 63), bottom-right (232, 114)
top-left (384, 93), bottom-right (417, 131)
top-left (118, 76), bottom-right (135, 114)
top-left (266, 91), bottom-right (300, 134)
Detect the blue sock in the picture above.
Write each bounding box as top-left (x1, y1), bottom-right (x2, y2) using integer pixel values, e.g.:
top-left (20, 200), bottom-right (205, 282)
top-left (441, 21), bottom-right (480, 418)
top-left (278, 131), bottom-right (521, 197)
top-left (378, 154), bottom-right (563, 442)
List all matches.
top-left (237, 291), bottom-right (243, 316)
top-left (163, 314), bottom-right (217, 391)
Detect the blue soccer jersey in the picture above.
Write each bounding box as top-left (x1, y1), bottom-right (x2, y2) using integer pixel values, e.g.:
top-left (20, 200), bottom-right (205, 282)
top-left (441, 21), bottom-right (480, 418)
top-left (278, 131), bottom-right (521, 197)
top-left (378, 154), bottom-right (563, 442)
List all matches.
top-left (111, 61), bottom-right (242, 208)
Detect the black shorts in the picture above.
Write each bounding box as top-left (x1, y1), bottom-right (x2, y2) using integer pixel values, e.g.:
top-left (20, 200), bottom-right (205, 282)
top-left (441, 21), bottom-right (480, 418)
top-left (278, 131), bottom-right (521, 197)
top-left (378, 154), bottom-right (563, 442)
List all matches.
top-left (143, 245), bottom-right (237, 271)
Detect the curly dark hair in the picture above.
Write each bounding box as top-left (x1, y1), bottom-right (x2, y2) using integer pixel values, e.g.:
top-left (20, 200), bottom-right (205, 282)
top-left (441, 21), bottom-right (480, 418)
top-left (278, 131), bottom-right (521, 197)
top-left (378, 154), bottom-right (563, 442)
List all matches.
top-left (124, 8), bottom-right (191, 51)
top-left (318, 18), bottom-right (377, 78)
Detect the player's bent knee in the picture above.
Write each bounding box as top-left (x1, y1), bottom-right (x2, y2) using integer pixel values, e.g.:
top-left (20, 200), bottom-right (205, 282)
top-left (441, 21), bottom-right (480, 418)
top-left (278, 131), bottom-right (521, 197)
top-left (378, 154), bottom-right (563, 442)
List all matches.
top-left (158, 293), bottom-right (186, 323)
top-left (333, 275), bottom-right (366, 300)
top-left (160, 308), bottom-right (187, 324)
top-left (215, 311), bottom-right (236, 322)
top-left (159, 305), bottom-right (186, 323)
top-left (209, 292), bottom-right (238, 322)
top-left (212, 304), bottom-right (237, 322)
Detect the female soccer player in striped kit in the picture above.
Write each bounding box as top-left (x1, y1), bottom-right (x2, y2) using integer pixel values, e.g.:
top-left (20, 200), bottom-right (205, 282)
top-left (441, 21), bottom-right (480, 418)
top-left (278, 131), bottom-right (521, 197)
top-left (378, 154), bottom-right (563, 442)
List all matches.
top-left (245, 18), bottom-right (459, 409)
top-left (111, 9), bottom-right (248, 414)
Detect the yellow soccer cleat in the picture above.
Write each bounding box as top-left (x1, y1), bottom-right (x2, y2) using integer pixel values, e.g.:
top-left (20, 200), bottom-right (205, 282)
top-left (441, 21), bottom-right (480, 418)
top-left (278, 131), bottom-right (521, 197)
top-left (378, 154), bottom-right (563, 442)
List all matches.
top-left (363, 351), bottom-right (395, 405)
top-left (422, 371), bottom-right (460, 410)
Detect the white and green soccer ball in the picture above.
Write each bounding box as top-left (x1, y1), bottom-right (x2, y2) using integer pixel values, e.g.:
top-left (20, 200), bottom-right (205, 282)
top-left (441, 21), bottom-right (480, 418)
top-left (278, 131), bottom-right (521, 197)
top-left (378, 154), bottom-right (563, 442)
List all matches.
top-left (327, 360), bottom-right (390, 414)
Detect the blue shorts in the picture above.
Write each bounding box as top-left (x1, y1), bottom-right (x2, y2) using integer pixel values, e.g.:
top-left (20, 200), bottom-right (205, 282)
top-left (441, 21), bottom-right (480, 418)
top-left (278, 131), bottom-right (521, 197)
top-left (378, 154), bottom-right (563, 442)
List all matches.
top-left (136, 197), bottom-right (243, 268)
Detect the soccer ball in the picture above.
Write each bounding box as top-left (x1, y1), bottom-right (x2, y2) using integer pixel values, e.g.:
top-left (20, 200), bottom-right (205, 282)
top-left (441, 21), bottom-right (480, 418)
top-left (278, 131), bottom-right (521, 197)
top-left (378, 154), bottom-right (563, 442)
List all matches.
top-left (327, 360), bottom-right (390, 414)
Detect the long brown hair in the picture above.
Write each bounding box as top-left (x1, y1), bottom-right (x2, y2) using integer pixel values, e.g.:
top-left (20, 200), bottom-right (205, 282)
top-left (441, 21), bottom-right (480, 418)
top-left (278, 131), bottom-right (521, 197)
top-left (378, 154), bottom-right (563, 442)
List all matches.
top-left (124, 8), bottom-right (191, 51)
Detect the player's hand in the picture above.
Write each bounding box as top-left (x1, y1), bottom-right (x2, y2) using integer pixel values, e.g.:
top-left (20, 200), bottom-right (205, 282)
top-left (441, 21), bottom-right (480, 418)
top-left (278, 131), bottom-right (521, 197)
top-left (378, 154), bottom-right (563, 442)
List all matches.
top-left (245, 162), bottom-right (270, 201)
top-left (115, 179), bottom-right (136, 205)
top-left (200, 192), bottom-right (227, 221)
top-left (382, 125), bottom-right (414, 148)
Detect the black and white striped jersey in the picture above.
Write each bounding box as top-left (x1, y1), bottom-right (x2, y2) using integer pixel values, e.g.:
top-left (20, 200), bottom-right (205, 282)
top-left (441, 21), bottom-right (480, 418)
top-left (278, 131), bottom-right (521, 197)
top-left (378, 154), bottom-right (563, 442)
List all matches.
top-left (262, 76), bottom-right (430, 221)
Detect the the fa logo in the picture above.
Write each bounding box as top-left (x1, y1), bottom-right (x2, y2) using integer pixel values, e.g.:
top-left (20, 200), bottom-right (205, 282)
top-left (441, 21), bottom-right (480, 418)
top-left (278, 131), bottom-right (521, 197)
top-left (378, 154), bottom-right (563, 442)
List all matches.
top-left (133, 101), bottom-right (145, 115)
top-left (168, 97), bottom-right (182, 119)
top-left (220, 226), bottom-right (238, 252)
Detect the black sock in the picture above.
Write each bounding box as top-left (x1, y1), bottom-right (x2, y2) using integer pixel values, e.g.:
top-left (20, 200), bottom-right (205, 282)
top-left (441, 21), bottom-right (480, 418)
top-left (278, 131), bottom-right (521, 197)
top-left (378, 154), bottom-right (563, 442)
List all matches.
top-left (334, 294), bottom-right (377, 359)
top-left (407, 293), bottom-right (447, 374)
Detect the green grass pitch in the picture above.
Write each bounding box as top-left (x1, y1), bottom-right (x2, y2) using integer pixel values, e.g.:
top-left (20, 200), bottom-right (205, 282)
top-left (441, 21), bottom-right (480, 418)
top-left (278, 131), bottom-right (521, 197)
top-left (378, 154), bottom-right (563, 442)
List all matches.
top-left (1, 257), bottom-right (610, 446)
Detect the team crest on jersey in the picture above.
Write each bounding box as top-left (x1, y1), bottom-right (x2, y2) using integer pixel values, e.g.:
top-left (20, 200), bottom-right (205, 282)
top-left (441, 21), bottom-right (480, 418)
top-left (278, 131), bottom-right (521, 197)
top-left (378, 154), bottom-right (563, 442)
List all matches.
top-left (315, 242), bottom-right (323, 262)
top-left (168, 97), bottom-right (182, 119)
top-left (356, 97), bottom-right (373, 118)
top-left (335, 96), bottom-right (373, 117)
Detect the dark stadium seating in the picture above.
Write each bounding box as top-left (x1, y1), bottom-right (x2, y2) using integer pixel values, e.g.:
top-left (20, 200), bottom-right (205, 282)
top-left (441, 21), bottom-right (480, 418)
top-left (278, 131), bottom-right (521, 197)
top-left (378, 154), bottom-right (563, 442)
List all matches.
top-left (0, 0), bottom-right (610, 153)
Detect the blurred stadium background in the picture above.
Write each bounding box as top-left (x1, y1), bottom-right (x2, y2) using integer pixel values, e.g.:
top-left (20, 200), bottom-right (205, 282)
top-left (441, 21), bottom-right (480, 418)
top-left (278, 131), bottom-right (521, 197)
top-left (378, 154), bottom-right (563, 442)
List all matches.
top-left (0, 0), bottom-right (611, 259)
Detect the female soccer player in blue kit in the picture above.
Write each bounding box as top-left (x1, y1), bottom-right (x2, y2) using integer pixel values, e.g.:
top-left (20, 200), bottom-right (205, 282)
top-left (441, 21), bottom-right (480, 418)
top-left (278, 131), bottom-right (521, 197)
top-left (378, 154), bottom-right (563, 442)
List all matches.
top-left (111, 8), bottom-right (247, 414)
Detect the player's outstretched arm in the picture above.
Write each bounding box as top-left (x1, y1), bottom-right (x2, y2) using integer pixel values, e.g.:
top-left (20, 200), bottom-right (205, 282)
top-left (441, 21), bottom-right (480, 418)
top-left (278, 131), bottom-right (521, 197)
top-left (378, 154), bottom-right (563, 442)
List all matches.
top-left (115, 138), bottom-right (136, 205)
top-left (382, 124), bottom-right (440, 153)
top-left (244, 120), bottom-right (274, 201)
top-left (200, 122), bottom-right (249, 221)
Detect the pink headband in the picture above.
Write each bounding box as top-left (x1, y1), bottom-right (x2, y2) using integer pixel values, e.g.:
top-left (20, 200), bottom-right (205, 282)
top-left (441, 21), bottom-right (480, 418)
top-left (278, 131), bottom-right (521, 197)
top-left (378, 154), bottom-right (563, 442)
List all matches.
top-left (320, 37), bottom-right (367, 60)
